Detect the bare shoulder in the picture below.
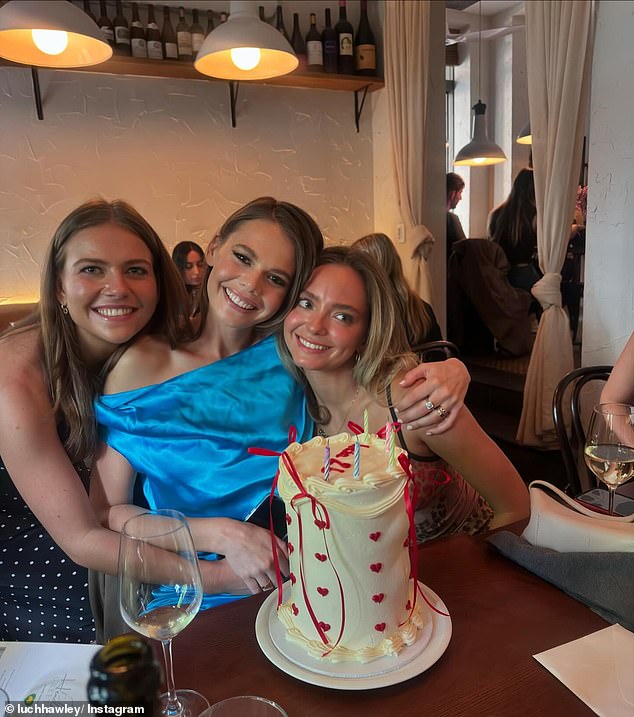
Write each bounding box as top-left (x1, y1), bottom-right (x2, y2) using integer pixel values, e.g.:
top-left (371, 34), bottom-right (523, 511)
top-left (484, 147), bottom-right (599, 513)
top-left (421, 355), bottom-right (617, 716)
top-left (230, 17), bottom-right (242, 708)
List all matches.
top-left (104, 334), bottom-right (174, 394)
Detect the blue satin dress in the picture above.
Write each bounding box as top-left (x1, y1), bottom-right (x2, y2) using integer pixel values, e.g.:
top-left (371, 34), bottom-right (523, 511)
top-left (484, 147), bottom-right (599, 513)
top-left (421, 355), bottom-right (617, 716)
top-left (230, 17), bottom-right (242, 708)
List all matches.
top-left (94, 336), bottom-right (311, 610)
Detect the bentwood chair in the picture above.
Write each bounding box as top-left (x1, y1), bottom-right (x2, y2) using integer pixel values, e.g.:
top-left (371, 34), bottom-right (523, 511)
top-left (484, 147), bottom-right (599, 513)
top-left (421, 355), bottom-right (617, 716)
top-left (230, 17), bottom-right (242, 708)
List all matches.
top-left (413, 340), bottom-right (462, 363)
top-left (552, 365), bottom-right (613, 496)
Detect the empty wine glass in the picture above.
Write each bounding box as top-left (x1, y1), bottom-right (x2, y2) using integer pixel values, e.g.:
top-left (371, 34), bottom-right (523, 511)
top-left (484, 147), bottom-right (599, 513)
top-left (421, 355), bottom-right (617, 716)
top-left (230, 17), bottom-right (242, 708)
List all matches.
top-left (119, 509), bottom-right (209, 717)
top-left (584, 403), bottom-right (634, 515)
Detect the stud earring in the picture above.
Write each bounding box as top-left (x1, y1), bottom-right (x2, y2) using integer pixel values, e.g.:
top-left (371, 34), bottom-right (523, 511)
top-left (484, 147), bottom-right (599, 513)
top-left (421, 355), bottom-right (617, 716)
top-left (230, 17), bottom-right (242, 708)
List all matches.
top-left (60, 303), bottom-right (69, 315)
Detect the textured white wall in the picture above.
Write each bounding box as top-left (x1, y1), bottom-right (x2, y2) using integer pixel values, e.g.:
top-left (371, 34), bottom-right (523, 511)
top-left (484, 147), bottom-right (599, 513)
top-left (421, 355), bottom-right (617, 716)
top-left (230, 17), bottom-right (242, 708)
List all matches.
top-left (582, 0), bottom-right (634, 364)
top-left (0, 65), bottom-right (373, 303)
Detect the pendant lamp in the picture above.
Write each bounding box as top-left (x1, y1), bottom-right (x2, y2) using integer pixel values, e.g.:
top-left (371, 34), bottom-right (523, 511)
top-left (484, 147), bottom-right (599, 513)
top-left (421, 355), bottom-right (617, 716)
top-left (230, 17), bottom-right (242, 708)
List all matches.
top-left (0, 0), bottom-right (112, 68)
top-left (194, 0), bottom-right (297, 81)
top-left (516, 121), bottom-right (532, 145)
top-left (454, 3), bottom-right (506, 167)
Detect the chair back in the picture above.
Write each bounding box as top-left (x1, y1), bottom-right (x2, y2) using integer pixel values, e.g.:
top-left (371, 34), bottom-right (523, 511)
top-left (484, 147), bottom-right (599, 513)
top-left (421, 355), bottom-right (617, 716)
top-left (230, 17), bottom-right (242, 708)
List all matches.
top-left (552, 365), bottom-right (613, 496)
top-left (413, 340), bottom-right (462, 363)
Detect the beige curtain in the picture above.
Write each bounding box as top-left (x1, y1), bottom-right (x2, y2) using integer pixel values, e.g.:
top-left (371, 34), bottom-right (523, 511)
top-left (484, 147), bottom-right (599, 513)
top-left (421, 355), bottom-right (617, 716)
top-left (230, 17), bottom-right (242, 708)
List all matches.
top-left (517, 1), bottom-right (595, 446)
top-left (384, 0), bottom-right (434, 304)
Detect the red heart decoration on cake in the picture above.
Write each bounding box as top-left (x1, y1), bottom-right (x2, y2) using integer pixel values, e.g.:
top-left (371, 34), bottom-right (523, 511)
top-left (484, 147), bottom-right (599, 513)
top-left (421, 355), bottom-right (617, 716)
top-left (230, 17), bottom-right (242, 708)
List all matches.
top-left (374, 623), bottom-right (386, 632)
top-left (314, 519), bottom-right (327, 529)
top-left (315, 553), bottom-right (327, 562)
top-left (369, 532), bottom-right (381, 541)
top-left (288, 542), bottom-right (295, 554)
top-left (285, 513), bottom-right (292, 525)
top-left (317, 586), bottom-right (329, 596)
top-left (372, 593), bottom-right (384, 603)
top-left (292, 603), bottom-right (299, 616)
top-left (318, 621), bottom-right (331, 632)
top-left (370, 562), bottom-right (382, 573)
top-left (289, 572), bottom-right (296, 585)
top-left (405, 600), bottom-right (412, 610)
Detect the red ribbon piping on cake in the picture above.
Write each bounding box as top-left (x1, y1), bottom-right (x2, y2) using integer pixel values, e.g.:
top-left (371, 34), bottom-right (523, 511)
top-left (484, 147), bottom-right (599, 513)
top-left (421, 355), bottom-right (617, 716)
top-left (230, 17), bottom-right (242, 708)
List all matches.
top-left (281, 449), bottom-right (346, 655)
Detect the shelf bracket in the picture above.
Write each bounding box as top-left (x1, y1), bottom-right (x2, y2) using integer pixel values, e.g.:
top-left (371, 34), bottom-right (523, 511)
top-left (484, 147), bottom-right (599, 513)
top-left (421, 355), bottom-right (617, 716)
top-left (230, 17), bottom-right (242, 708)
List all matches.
top-left (354, 85), bottom-right (370, 133)
top-left (228, 80), bottom-right (239, 128)
top-left (31, 66), bottom-right (44, 121)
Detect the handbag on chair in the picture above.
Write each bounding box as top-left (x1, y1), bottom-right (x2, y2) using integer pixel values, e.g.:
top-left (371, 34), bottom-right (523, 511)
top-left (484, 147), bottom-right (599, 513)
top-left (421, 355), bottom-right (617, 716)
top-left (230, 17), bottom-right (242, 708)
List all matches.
top-left (522, 480), bottom-right (634, 553)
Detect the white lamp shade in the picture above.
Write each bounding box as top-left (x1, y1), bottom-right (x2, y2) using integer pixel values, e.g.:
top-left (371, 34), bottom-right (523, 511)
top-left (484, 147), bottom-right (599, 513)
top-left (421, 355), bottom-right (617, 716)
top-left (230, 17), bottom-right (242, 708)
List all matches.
top-left (455, 101), bottom-right (507, 167)
top-left (194, 2), bottom-right (297, 81)
top-left (0, 0), bottom-right (112, 68)
top-left (516, 121), bottom-right (532, 145)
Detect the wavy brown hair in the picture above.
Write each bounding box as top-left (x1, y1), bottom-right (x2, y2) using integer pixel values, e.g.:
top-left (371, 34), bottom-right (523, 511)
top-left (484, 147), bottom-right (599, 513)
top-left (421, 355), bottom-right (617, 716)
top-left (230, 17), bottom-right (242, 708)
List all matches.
top-left (194, 197), bottom-right (324, 339)
top-left (6, 198), bottom-right (191, 464)
top-left (277, 246), bottom-right (416, 427)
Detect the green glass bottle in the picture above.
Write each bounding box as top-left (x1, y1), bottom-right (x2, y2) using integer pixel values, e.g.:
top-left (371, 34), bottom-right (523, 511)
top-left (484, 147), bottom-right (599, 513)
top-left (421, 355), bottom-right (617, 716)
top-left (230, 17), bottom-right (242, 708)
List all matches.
top-left (87, 634), bottom-right (162, 715)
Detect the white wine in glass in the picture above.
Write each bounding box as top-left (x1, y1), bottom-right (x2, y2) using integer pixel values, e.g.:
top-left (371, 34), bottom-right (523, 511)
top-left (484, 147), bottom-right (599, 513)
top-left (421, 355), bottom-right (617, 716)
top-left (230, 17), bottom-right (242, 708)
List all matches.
top-left (584, 403), bottom-right (634, 515)
top-left (119, 509), bottom-right (209, 717)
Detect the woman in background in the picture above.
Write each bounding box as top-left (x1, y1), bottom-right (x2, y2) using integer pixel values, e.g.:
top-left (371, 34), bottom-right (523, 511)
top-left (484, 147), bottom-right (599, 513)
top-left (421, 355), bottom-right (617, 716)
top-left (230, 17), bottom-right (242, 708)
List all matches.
top-left (172, 240), bottom-right (205, 318)
top-left (353, 232), bottom-right (442, 350)
top-left (279, 246), bottom-right (529, 542)
top-left (0, 199), bottom-right (189, 642)
top-left (488, 168), bottom-right (541, 293)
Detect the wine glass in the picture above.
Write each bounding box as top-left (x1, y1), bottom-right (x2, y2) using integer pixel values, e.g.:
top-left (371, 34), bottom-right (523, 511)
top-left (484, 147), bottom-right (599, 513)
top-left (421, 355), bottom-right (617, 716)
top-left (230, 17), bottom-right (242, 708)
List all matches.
top-left (584, 403), bottom-right (634, 515)
top-left (119, 509), bottom-right (209, 717)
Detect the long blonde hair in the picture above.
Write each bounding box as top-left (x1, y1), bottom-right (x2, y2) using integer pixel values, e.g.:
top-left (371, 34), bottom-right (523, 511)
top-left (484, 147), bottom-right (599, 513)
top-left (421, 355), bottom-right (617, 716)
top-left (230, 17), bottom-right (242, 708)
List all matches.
top-left (277, 246), bottom-right (416, 427)
top-left (3, 199), bottom-right (190, 464)
top-left (352, 233), bottom-right (436, 349)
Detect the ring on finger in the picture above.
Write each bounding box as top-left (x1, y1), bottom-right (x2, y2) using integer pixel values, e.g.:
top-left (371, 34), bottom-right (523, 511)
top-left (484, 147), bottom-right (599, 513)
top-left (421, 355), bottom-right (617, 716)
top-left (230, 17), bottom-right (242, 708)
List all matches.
top-left (436, 404), bottom-right (449, 419)
top-left (424, 399), bottom-right (435, 412)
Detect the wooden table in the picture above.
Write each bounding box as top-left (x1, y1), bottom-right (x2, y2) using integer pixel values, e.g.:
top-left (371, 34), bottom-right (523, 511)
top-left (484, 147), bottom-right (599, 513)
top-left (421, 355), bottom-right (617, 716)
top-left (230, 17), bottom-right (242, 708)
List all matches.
top-left (174, 528), bottom-right (607, 716)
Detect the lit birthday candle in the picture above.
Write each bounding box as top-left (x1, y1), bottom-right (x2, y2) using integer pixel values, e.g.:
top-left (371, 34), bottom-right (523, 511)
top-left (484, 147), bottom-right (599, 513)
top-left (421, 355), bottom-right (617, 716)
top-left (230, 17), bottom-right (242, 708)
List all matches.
top-left (324, 438), bottom-right (331, 482)
top-left (353, 434), bottom-right (360, 480)
top-left (388, 423), bottom-right (395, 469)
top-left (363, 409), bottom-right (369, 437)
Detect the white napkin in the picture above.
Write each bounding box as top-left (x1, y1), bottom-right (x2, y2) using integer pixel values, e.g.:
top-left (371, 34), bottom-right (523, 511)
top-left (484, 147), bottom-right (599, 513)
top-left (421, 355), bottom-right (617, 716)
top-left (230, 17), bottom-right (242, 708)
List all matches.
top-left (534, 624), bottom-right (634, 716)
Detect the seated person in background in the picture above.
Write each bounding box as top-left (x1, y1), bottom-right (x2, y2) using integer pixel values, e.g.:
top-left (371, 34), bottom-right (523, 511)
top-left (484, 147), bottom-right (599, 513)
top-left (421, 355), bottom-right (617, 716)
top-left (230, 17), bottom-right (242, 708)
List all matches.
top-left (279, 246), bottom-right (529, 543)
top-left (352, 232), bottom-right (442, 351)
top-left (488, 168), bottom-right (541, 294)
top-left (171, 241), bottom-right (205, 318)
top-left (447, 172), bottom-right (467, 259)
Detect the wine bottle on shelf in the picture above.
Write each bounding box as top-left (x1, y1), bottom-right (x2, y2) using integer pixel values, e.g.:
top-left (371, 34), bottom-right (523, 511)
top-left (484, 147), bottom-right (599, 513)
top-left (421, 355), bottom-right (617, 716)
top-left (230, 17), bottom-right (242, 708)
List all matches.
top-left (97, 0), bottom-right (114, 49)
top-left (190, 9), bottom-right (204, 57)
top-left (205, 10), bottom-right (214, 37)
top-left (130, 3), bottom-right (147, 58)
top-left (176, 6), bottom-right (192, 61)
top-left (113, 0), bottom-right (131, 56)
top-left (355, 0), bottom-right (376, 75)
top-left (87, 634), bottom-right (162, 715)
top-left (290, 13), bottom-right (306, 68)
top-left (162, 6), bottom-right (178, 60)
top-left (83, 0), bottom-right (97, 24)
top-left (306, 13), bottom-right (323, 72)
top-left (335, 0), bottom-right (354, 74)
top-left (275, 4), bottom-right (289, 42)
top-left (322, 8), bottom-right (338, 74)
top-left (146, 5), bottom-right (163, 59)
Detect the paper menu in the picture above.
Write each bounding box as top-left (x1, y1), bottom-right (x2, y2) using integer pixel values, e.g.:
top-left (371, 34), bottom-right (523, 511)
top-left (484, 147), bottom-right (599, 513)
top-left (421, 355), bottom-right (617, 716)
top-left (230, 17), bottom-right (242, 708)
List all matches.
top-left (0, 642), bottom-right (101, 703)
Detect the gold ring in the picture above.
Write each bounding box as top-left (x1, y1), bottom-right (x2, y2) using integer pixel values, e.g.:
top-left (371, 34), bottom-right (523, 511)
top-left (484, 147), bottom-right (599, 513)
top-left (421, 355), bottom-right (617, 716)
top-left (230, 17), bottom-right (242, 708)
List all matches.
top-left (436, 405), bottom-right (449, 419)
top-left (424, 399), bottom-right (435, 412)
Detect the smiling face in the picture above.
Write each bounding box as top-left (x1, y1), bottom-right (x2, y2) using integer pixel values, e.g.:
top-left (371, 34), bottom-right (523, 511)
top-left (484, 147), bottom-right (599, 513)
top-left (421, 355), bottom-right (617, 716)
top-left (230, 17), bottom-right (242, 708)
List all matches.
top-left (183, 249), bottom-right (205, 287)
top-left (56, 222), bottom-right (159, 363)
top-left (206, 218), bottom-right (296, 332)
top-left (283, 263), bottom-right (369, 375)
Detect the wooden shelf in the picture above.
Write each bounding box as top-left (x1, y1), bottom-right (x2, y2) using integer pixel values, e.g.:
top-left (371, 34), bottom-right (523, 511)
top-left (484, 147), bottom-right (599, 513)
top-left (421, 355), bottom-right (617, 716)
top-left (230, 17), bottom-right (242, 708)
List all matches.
top-left (11, 56), bottom-right (384, 93)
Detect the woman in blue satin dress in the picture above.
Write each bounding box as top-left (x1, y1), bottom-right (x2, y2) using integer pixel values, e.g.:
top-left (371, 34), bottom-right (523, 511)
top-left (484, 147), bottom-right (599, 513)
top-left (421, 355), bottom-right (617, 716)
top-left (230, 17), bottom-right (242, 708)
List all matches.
top-left (92, 198), bottom-right (472, 616)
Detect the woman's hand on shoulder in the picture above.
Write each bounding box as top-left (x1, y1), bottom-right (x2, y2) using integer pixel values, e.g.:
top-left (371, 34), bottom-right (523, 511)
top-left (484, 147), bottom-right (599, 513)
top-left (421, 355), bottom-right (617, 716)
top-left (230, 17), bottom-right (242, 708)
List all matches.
top-left (394, 358), bottom-right (470, 434)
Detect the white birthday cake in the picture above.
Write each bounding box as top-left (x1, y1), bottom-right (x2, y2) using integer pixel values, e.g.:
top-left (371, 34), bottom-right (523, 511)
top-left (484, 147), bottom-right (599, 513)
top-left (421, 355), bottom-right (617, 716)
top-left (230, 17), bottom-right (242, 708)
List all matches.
top-left (276, 431), bottom-right (425, 663)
